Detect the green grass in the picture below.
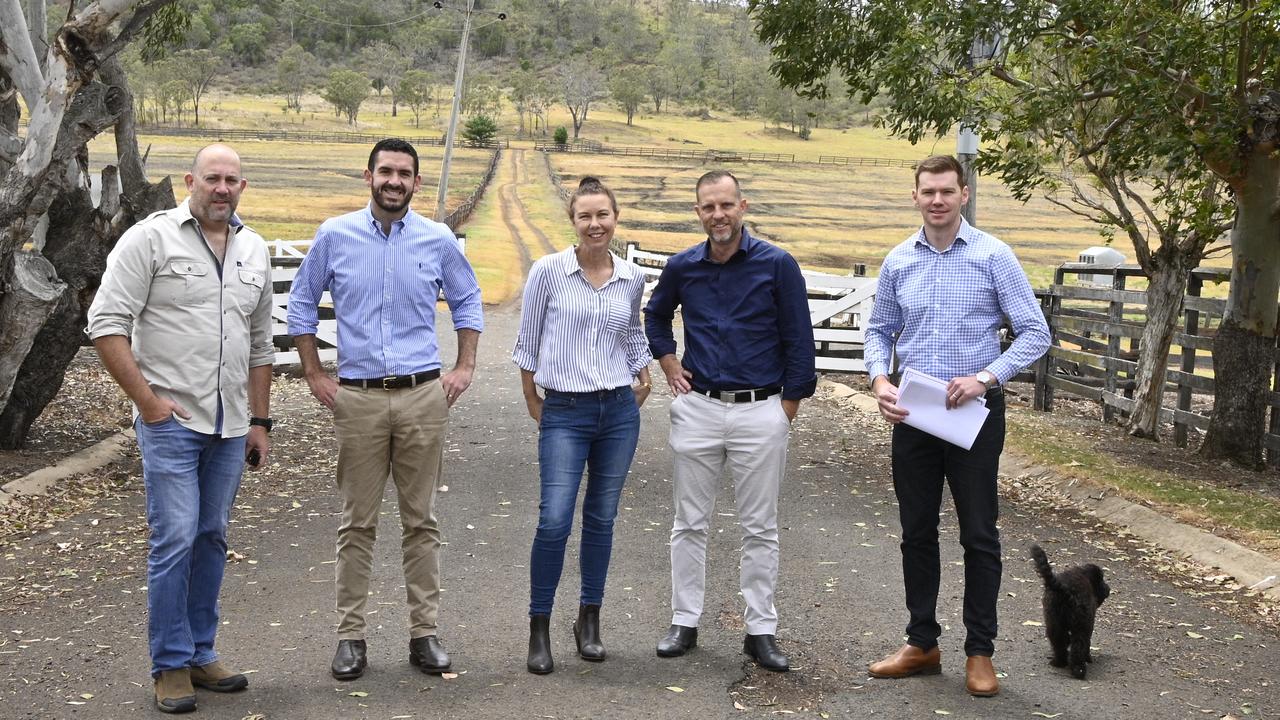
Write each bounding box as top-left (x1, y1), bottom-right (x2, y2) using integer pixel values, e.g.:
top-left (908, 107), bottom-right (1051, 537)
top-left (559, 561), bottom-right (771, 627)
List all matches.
top-left (1007, 408), bottom-right (1280, 540)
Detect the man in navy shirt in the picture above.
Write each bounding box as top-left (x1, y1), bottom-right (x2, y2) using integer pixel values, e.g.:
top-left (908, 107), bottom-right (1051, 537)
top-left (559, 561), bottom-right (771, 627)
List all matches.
top-left (644, 170), bottom-right (816, 672)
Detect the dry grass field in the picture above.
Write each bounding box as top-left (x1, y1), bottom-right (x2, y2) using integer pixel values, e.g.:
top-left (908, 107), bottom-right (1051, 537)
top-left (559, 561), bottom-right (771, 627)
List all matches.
top-left (548, 154), bottom-right (1116, 288)
top-left (85, 89), bottom-right (1233, 297)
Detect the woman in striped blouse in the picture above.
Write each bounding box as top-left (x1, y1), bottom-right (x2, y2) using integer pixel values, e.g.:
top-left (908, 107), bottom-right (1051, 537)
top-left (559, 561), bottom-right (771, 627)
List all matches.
top-left (513, 177), bottom-right (653, 674)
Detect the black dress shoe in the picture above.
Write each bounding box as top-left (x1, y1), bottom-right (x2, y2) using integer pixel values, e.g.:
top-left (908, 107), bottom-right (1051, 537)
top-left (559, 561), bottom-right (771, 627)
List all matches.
top-left (331, 639), bottom-right (367, 680)
top-left (656, 624), bottom-right (698, 658)
top-left (573, 604), bottom-right (606, 662)
top-left (409, 636), bottom-right (452, 674)
top-left (743, 634), bottom-right (789, 672)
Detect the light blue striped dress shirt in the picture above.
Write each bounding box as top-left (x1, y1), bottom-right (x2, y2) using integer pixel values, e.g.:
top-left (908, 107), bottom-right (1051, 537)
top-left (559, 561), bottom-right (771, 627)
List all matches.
top-left (513, 247), bottom-right (652, 392)
top-left (864, 219), bottom-right (1050, 384)
top-left (286, 205), bottom-right (484, 378)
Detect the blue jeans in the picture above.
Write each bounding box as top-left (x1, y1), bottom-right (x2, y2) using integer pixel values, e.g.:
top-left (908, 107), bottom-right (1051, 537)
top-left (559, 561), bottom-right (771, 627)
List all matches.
top-left (134, 416), bottom-right (245, 676)
top-left (530, 387), bottom-right (640, 616)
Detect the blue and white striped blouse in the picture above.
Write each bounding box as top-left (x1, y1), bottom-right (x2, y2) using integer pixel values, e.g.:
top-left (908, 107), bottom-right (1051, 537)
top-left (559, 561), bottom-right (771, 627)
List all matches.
top-left (513, 247), bottom-right (652, 392)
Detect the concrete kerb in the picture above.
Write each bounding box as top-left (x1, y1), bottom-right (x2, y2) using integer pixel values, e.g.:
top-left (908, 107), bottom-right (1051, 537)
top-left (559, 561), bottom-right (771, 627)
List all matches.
top-left (818, 379), bottom-right (1280, 603)
top-left (0, 429), bottom-right (135, 506)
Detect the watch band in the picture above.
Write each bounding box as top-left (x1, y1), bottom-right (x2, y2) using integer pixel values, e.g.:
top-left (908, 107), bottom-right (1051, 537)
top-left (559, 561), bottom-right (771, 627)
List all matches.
top-left (249, 416), bottom-right (273, 432)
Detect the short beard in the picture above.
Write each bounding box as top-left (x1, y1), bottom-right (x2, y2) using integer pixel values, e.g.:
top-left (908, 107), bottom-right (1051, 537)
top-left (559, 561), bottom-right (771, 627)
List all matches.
top-left (373, 187), bottom-right (412, 214)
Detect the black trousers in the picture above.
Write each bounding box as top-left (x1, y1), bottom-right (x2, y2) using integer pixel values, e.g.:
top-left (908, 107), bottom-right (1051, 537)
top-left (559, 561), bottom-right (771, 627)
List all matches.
top-left (891, 390), bottom-right (1005, 657)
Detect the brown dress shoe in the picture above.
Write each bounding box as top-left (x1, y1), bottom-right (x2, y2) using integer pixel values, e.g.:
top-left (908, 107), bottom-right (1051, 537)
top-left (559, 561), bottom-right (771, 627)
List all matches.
top-left (868, 644), bottom-right (942, 678)
top-left (965, 655), bottom-right (1000, 697)
top-left (154, 668), bottom-right (196, 713)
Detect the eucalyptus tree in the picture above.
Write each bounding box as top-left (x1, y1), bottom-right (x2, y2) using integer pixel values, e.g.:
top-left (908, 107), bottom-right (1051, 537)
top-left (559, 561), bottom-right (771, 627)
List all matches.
top-left (753, 0), bottom-right (1278, 468)
top-left (0, 0), bottom-right (179, 446)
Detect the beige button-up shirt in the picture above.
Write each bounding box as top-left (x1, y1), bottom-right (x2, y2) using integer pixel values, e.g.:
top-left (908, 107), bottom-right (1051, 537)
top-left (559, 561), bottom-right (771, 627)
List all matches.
top-left (87, 199), bottom-right (275, 437)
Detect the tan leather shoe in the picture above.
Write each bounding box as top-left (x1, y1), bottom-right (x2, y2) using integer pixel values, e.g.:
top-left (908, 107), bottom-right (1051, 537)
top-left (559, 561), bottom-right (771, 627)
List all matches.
top-left (868, 644), bottom-right (942, 678)
top-left (965, 655), bottom-right (1000, 697)
top-left (190, 660), bottom-right (248, 692)
top-left (154, 668), bottom-right (196, 713)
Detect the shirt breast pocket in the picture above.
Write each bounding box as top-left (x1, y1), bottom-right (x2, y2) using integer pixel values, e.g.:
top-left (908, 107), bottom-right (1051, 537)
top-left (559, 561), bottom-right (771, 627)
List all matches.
top-left (236, 269), bottom-right (265, 313)
top-left (602, 297), bottom-right (632, 336)
top-left (164, 259), bottom-right (210, 306)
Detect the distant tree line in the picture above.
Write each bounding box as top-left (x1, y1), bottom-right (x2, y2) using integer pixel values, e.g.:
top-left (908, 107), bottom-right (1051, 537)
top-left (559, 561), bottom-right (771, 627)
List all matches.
top-left (119, 0), bottom-right (876, 136)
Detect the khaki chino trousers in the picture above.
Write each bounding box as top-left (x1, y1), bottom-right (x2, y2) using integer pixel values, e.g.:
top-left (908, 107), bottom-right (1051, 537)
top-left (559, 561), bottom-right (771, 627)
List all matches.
top-left (333, 381), bottom-right (449, 640)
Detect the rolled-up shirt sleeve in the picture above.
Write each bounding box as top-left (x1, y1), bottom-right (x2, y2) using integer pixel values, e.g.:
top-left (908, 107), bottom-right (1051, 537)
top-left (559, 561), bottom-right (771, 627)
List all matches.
top-left (624, 280), bottom-right (653, 375)
top-left (512, 262), bottom-right (549, 372)
top-left (87, 225), bottom-right (154, 340)
top-left (441, 236), bottom-right (484, 333)
top-left (987, 247), bottom-right (1050, 383)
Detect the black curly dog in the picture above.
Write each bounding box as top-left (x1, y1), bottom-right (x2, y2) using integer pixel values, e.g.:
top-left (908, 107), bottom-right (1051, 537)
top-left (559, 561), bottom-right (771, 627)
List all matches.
top-left (1030, 544), bottom-right (1110, 679)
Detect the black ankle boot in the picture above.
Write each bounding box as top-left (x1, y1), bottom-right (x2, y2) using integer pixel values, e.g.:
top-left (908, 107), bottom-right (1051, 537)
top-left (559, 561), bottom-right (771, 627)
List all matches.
top-left (573, 604), bottom-right (606, 661)
top-left (527, 615), bottom-right (553, 674)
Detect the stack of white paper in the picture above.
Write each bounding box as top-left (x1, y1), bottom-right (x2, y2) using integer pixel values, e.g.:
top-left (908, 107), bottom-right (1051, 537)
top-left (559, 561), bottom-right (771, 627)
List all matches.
top-left (896, 368), bottom-right (989, 450)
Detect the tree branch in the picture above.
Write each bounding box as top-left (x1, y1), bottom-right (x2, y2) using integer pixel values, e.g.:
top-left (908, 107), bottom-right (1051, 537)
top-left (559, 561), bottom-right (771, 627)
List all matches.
top-left (0, 0), bottom-right (46, 106)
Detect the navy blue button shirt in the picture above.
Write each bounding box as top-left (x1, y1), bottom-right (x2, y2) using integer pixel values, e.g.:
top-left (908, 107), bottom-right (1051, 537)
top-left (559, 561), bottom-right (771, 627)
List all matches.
top-left (644, 229), bottom-right (817, 400)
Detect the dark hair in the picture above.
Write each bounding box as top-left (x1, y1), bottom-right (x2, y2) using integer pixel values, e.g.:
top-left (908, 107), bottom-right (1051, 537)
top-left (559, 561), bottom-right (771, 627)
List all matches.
top-left (914, 155), bottom-right (967, 188)
top-left (368, 138), bottom-right (419, 176)
top-left (694, 169), bottom-right (741, 199)
top-left (568, 176), bottom-right (618, 218)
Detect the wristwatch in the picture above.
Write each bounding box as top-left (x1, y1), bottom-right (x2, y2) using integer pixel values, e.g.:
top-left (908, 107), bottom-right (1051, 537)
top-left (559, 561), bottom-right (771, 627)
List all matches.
top-left (975, 370), bottom-right (997, 389)
top-left (249, 416), bottom-right (274, 432)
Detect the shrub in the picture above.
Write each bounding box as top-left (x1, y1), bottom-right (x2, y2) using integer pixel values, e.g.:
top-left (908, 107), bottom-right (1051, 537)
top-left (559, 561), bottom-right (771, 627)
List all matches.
top-left (462, 115), bottom-right (498, 146)
top-left (553, 126), bottom-right (569, 146)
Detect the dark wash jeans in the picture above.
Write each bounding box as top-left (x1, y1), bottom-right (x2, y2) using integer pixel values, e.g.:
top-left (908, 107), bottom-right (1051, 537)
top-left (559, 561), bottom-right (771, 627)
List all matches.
top-left (891, 389), bottom-right (1005, 657)
top-left (529, 386), bottom-right (641, 616)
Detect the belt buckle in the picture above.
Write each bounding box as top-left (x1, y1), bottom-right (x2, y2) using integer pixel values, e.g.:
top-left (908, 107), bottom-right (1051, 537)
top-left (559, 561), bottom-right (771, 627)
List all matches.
top-left (717, 390), bottom-right (734, 402)
top-left (382, 376), bottom-right (395, 390)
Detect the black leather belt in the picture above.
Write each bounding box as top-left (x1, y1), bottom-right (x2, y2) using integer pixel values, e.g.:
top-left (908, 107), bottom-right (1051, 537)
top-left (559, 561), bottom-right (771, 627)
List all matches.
top-left (339, 369), bottom-right (440, 390)
top-left (691, 386), bottom-right (781, 403)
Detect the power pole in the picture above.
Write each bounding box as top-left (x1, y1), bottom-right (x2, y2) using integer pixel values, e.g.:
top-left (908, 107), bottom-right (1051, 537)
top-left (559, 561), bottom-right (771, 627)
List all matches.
top-left (957, 124), bottom-right (978, 226)
top-left (434, 0), bottom-right (476, 223)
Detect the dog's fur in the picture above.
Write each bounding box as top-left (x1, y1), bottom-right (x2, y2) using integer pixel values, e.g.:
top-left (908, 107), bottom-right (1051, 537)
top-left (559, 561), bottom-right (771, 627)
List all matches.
top-left (1030, 544), bottom-right (1110, 679)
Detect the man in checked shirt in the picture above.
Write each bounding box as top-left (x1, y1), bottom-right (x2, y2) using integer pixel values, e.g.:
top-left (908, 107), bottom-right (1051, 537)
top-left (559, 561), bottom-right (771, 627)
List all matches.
top-left (863, 155), bottom-right (1050, 697)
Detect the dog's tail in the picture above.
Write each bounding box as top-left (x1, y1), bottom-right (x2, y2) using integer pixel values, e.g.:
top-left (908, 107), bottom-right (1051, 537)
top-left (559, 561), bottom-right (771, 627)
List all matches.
top-left (1030, 544), bottom-right (1063, 591)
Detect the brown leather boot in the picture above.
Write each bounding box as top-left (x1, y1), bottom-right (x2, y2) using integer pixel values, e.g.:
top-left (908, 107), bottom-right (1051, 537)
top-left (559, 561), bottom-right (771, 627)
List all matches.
top-left (965, 655), bottom-right (1000, 697)
top-left (154, 668), bottom-right (196, 713)
top-left (868, 644), bottom-right (942, 678)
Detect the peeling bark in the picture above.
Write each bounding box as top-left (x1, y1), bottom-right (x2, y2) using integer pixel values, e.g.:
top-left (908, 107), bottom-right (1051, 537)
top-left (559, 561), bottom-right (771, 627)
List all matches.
top-left (1127, 248), bottom-right (1192, 439)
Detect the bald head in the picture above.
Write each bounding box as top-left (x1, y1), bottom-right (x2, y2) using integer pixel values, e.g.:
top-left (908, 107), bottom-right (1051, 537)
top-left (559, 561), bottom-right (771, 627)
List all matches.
top-left (186, 143), bottom-right (247, 231)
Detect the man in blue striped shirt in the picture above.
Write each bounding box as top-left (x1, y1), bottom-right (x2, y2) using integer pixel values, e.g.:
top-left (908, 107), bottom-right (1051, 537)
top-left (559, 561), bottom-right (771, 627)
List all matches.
top-left (287, 138), bottom-right (483, 681)
top-left (645, 170), bottom-right (817, 672)
top-left (864, 155), bottom-right (1050, 697)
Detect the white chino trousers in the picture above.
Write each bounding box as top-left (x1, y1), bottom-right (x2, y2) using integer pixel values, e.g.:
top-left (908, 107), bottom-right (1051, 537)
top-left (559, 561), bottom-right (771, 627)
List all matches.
top-left (667, 391), bottom-right (791, 635)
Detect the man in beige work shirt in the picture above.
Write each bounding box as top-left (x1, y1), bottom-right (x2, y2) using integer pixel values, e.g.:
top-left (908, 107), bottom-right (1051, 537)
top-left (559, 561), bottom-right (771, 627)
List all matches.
top-left (87, 144), bottom-right (274, 714)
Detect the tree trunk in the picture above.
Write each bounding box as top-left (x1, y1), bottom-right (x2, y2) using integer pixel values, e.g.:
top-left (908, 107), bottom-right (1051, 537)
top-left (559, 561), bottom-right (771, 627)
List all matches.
top-left (0, 253), bottom-right (66, 411)
top-left (1126, 248), bottom-right (1191, 439)
top-left (1201, 150), bottom-right (1280, 469)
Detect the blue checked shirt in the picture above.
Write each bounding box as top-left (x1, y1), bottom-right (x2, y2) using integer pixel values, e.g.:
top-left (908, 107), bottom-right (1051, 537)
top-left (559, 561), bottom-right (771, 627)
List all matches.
top-left (512, 247), bottom-right (652, 392)
top-left (864, 219), bottom-right (1050, 385)
top-left (286, 205), bottom-right (484, 378)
